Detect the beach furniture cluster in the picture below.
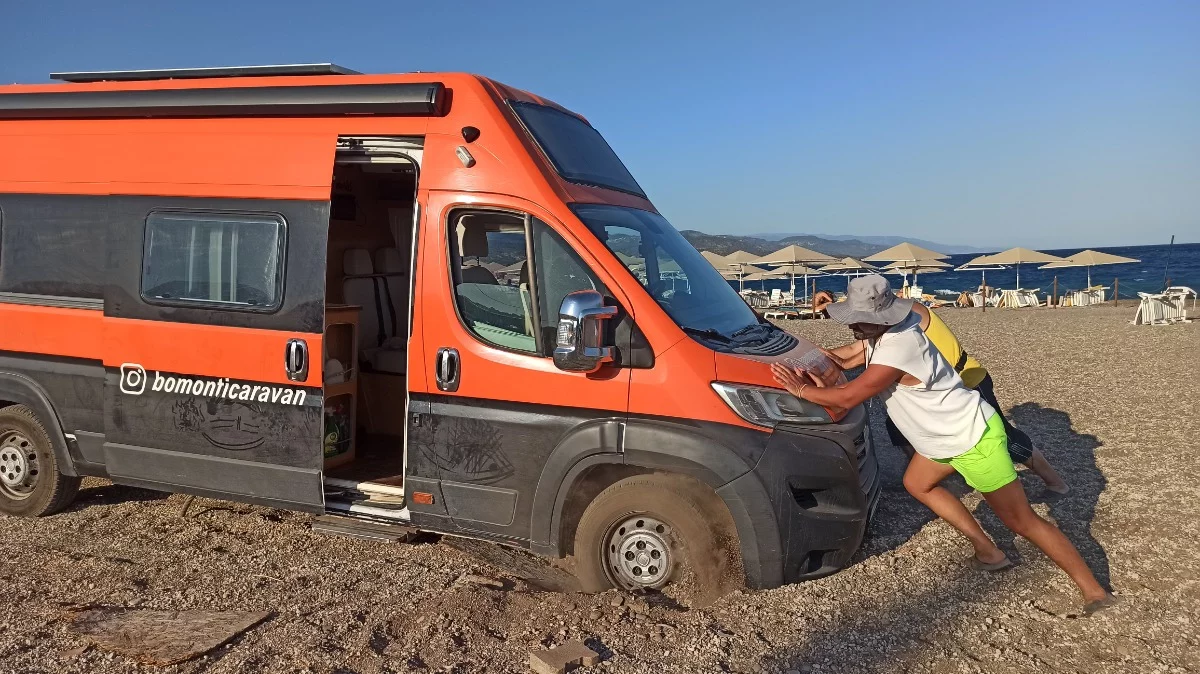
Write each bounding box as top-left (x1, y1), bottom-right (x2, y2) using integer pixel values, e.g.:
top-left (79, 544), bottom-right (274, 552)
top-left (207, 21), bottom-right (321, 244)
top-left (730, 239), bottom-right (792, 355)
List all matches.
top-left (703, 240), bottom-right (1149, 315)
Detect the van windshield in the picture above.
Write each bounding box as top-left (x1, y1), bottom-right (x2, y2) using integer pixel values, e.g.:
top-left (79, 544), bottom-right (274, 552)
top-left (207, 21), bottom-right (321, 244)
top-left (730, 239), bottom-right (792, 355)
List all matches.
top-left (572, 204), bottom-right (773, 345)
top-left (511, 102), bottom-right (646, 198)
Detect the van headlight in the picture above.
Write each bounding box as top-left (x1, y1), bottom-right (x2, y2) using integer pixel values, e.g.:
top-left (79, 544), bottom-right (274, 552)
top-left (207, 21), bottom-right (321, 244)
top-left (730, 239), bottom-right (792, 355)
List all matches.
top-left (711, 382), bottom-right (832, 427)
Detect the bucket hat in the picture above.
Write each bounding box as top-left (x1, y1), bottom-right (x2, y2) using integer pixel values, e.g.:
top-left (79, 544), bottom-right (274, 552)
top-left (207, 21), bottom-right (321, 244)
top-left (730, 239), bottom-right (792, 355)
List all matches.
top-left (825, 274), bottom-right (914, 326)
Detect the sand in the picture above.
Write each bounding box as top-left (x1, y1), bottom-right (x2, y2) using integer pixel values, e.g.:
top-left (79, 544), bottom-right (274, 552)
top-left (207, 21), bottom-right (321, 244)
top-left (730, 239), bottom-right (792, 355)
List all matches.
top-left (0, 303), bottom-right (1196, 673)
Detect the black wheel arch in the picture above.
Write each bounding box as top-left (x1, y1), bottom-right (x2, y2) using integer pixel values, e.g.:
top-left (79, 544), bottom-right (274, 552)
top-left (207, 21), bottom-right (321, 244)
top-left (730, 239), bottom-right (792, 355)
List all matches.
top-left (0, 372), bottom-right (77, 477)
top-left (529, 416), bottom-right (780, 588)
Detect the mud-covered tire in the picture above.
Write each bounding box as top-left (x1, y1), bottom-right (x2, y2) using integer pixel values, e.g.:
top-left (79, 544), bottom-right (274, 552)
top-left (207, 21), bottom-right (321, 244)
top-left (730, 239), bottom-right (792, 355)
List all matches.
top-left (0, 404), bottom-right (80, 517)
top-left (572, 473), bottom-right (742, 598)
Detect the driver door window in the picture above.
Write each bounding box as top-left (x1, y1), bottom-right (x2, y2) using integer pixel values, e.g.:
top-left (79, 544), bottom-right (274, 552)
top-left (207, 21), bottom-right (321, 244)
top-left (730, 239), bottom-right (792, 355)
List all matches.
top-left (449, 210), bottom-right (604, 357)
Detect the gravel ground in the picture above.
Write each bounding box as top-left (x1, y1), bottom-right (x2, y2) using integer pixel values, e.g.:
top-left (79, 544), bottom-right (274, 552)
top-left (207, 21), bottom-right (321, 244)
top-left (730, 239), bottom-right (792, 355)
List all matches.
top-left (1, 304), bottom-right (1197, 674)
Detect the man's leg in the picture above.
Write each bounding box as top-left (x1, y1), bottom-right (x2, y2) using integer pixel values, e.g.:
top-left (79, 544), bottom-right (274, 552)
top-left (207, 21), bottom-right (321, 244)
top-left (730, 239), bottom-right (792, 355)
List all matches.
top-left (981, 481), bottom-right (1107, 602)
top-left (903, 454), bottom-right (1007, 564)
top-left (975, 374), bottom-right (1069, 493)
top-left (1024, 449), bottom-right (1069, 494)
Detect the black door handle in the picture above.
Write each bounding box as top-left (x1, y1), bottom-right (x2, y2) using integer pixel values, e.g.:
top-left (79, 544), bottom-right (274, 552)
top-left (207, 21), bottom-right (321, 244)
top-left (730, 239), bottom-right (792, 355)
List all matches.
top-left (285, 338), bottom-right (309, 382)
top-left (435, 347), bottom-right (460, 392)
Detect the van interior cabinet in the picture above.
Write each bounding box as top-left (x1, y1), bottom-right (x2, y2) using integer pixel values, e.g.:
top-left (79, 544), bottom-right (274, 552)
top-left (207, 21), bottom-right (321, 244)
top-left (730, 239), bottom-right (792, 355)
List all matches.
top-left (323, 304), bottom-right (361, 470)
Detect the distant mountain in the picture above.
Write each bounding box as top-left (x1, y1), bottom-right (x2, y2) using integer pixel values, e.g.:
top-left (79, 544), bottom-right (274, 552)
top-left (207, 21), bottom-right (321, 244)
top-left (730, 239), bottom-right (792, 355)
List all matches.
top-left (679, 231), bottom-right (879, 259)
top-left (747, 233), bottom-right (990, 255)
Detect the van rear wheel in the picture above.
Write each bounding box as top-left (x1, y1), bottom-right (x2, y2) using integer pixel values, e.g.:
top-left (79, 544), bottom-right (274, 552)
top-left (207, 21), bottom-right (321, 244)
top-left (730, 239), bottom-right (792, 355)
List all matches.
top-left (0, 405), bottom-right (80, 517)
top-left (572, 473), bottom-right (741, 599)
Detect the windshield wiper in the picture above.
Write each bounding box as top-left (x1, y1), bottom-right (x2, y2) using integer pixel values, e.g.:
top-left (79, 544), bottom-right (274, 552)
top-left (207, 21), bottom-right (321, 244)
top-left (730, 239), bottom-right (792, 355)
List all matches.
top-left (680, 326), bottom-right (733, 343)
top-left (731, 323), bottom-right (771, 338)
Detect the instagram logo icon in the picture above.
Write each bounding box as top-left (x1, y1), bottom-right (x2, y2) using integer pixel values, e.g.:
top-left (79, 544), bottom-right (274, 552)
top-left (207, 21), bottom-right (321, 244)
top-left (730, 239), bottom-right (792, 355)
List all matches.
top-left (119, 363), bottom-right (147, 395)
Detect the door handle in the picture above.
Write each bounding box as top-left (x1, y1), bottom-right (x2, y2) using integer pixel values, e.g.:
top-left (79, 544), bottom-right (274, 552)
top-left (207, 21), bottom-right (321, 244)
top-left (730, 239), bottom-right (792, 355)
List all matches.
top-left (435, 347), bottom-right (460, 392)
top-left (285, 338), bottom-right (309, 382)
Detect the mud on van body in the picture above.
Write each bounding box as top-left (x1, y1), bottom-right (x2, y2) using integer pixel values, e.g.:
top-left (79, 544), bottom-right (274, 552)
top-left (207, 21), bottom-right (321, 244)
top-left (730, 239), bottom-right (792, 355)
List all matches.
top-left (0, 64), bottom-right (879, 592)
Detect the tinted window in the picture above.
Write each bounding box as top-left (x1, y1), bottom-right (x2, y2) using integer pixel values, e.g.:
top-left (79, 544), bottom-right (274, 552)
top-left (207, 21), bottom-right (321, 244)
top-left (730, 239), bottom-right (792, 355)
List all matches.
top-left (449, 210), bottom-right (604, 356)
top-left (450, 211), bottom-right (537, 353)
top-left (573, 204), bottom-right (759, 337)
top-left (0, 197), bottom-right (106, 299)
top-left (511, 102), bottom-right (646, 198)
top-left (531, 219), bottom-right (604, 355)
top-left (142, 211), bottom-right (285, 311)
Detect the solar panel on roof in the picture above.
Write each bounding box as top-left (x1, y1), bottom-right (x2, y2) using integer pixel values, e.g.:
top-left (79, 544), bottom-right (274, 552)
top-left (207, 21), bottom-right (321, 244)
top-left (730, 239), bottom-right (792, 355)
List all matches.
top-left (49, 64), bottom-right (361, 83)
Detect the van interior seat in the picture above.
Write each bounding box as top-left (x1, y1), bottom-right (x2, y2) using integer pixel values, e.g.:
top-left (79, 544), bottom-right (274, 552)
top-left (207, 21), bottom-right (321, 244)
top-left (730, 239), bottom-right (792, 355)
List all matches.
top-left (341, 248), bottom-right (405, 375)
top-left (459, 226), bottom-right (499, 285)
top-left (374, 247), bottom-right (408, 337)
top-left (371, 247), bottom-right (408, 375)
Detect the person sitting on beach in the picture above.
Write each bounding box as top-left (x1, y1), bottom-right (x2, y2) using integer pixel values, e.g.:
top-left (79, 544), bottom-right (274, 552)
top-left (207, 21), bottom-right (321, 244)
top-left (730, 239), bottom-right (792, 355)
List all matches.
top-left (773, 275), bottom-right (1116, 613)
top-left (811, 289), bottom-right (1069, 495)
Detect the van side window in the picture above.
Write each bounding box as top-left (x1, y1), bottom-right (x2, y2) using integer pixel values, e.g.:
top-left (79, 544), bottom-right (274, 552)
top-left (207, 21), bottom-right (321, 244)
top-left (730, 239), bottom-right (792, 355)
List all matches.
top-left (450, 211), bottom-right (537, 353)
top-left (449, 210), bottom-right (603, 356)
top-left (141, 211), bottom-right (286, 311)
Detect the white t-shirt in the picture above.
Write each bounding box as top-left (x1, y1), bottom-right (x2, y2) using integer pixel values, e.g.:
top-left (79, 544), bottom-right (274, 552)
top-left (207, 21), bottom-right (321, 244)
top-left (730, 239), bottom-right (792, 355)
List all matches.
top-left (866, 314), bottom-right (995, 459)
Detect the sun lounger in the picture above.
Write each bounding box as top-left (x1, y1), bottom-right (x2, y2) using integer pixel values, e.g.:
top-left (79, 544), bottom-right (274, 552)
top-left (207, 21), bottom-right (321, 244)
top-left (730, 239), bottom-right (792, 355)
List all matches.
top-left (1068, 286), bottom-right (1108, 307)
top-left (1132, 291), bottom-right (1193, 325)
top-left (1165, 286), bottom-right (1198, 313)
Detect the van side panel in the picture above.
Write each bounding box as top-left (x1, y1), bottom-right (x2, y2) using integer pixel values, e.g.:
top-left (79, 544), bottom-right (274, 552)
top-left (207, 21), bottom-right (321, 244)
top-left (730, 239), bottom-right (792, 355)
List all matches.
top-left (0, 191), bottom-right (329, 507)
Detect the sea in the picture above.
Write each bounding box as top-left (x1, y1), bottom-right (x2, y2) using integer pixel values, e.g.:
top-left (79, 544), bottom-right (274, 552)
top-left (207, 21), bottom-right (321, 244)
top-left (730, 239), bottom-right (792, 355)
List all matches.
top-left (729, 242), bottom-right (1200, 300)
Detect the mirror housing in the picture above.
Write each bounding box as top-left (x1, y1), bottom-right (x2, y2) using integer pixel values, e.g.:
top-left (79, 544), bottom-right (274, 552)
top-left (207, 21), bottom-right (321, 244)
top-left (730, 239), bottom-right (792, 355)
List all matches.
top-left (553, 290), bottom-right (618, 373)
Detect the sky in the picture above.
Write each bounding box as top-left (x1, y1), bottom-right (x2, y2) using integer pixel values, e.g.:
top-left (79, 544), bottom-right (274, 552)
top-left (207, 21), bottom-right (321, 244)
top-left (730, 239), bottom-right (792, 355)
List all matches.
top-left (2, 1), bottom-right (1197, 248)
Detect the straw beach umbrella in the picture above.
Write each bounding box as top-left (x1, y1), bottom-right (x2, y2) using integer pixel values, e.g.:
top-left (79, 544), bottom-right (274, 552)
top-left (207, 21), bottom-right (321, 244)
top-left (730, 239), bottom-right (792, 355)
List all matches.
top-left (983, 247), bottom-right (1068, 289)
top-left (956, 254), bottom-right (1007, 296)
top-left (753, 245), bottom-right (836, 300)
top-left (742, 268), bottom-right (790, 291)
top-left (881, 259), bottom-right (949, 292)
top-left (720, 263), bottom-right (768, 291)
top-left (700, 251), bottom-right (729, 268)
top-left (722, 250), bottom-right (760, 265)
top-left (863, 242), bottom-right (950, 263)
top-left (819, 257), bottom-right (879, 289)
top-left (1038, 249), bottom-right (1140, 287)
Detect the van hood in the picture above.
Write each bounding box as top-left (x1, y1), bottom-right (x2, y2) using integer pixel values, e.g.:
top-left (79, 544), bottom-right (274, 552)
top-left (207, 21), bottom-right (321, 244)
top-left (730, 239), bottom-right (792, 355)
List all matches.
top-left (713, 333), bottom-right (846, 390)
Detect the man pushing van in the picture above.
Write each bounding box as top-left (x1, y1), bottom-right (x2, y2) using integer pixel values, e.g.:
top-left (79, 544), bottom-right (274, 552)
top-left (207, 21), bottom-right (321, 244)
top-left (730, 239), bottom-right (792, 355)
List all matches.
top-left (772, 275), bottom-right (1117, 614)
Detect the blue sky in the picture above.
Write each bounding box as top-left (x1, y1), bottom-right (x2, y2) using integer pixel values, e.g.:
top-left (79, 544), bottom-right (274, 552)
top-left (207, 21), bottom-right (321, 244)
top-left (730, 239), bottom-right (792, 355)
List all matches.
top-left (3, 0), bottom-right (1197, 248)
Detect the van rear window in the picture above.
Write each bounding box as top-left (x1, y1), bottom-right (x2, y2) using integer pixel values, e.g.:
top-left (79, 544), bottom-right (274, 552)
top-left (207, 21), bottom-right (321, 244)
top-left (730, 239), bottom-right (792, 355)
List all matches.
top-left (141, 211), bottom-right (286, 311)
top-left (510, 102), bottom-right (646, 198)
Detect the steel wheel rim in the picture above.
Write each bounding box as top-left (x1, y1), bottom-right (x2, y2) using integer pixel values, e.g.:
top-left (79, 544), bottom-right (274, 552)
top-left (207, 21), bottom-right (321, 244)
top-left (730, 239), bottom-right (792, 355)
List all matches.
top-left (0, 430), bottom-right (39, 500)
top-left (604, 515), bottom-right (674, 590)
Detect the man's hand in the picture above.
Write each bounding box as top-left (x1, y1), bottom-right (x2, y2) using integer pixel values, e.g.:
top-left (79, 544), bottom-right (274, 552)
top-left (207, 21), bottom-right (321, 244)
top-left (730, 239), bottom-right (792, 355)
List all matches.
top-left (771, 363), bottom-right (819, 399)
top-left (812, 290), bottom-right (836, 313)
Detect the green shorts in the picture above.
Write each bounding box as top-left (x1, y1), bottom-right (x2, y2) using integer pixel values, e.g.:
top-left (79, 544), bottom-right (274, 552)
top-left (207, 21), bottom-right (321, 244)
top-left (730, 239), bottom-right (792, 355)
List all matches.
top-left (934, 413), bottom-right (1019, 493)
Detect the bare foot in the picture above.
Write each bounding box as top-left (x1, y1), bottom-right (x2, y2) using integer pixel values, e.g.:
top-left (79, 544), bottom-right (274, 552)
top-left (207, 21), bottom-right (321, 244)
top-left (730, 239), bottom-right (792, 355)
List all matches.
top-left (973, 547), bottom-right (1008, 566)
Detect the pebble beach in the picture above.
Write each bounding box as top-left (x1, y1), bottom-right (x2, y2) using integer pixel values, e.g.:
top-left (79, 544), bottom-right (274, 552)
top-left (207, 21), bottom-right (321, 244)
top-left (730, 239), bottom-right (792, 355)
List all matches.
top-left (0, 303), bottom-right (1195, 673)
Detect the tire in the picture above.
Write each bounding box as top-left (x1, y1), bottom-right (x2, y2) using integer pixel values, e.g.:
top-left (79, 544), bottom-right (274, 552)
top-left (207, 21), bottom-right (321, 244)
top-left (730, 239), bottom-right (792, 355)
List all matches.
top-left (572, 473), bottom-right (742, 599)
top-left (0, 404), bottom-right (80, 517)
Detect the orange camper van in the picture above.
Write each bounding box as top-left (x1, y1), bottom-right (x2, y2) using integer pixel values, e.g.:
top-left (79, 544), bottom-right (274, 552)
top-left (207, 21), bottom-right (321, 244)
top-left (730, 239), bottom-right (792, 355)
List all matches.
top-left (0, 64), bottom-right (878, 592)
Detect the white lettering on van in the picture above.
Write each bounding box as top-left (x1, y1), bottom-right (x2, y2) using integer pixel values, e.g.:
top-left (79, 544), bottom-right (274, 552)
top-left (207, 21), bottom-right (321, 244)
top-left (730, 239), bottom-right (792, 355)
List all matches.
top-left (117, 364), bottom-right (309, 406)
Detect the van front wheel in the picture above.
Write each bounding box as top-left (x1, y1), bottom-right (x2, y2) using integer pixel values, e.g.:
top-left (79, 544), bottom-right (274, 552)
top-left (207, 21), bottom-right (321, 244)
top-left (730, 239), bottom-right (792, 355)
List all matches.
top-left (572, 474), bottom-right (741, 597)
top-left (0, 405), bottom-right (80, 517)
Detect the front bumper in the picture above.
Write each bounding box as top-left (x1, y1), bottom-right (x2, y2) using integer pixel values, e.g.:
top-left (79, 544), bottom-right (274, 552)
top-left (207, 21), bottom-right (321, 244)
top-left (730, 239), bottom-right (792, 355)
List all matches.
top-left (717, 404), bottom-right (880, 588)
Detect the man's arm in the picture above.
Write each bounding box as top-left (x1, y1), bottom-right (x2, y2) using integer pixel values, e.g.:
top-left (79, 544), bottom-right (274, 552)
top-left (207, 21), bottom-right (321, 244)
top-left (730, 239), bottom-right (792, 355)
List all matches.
top-left (771, 361), bottom-right (902, 410)
top-left (821, 340), bottom-right (866, 370)
top-left (812, 290), bottom-right (836, 313)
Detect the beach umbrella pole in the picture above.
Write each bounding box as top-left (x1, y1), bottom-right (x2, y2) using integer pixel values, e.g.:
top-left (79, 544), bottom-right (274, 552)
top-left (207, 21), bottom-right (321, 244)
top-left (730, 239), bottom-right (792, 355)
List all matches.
top-left (981, 270), bottom-right (987, 313)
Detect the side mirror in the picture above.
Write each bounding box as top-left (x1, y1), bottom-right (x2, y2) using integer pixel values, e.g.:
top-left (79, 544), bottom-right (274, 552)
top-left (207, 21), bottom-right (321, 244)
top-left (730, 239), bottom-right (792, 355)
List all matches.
top-left (553, 290), bottom-right (618, 373)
